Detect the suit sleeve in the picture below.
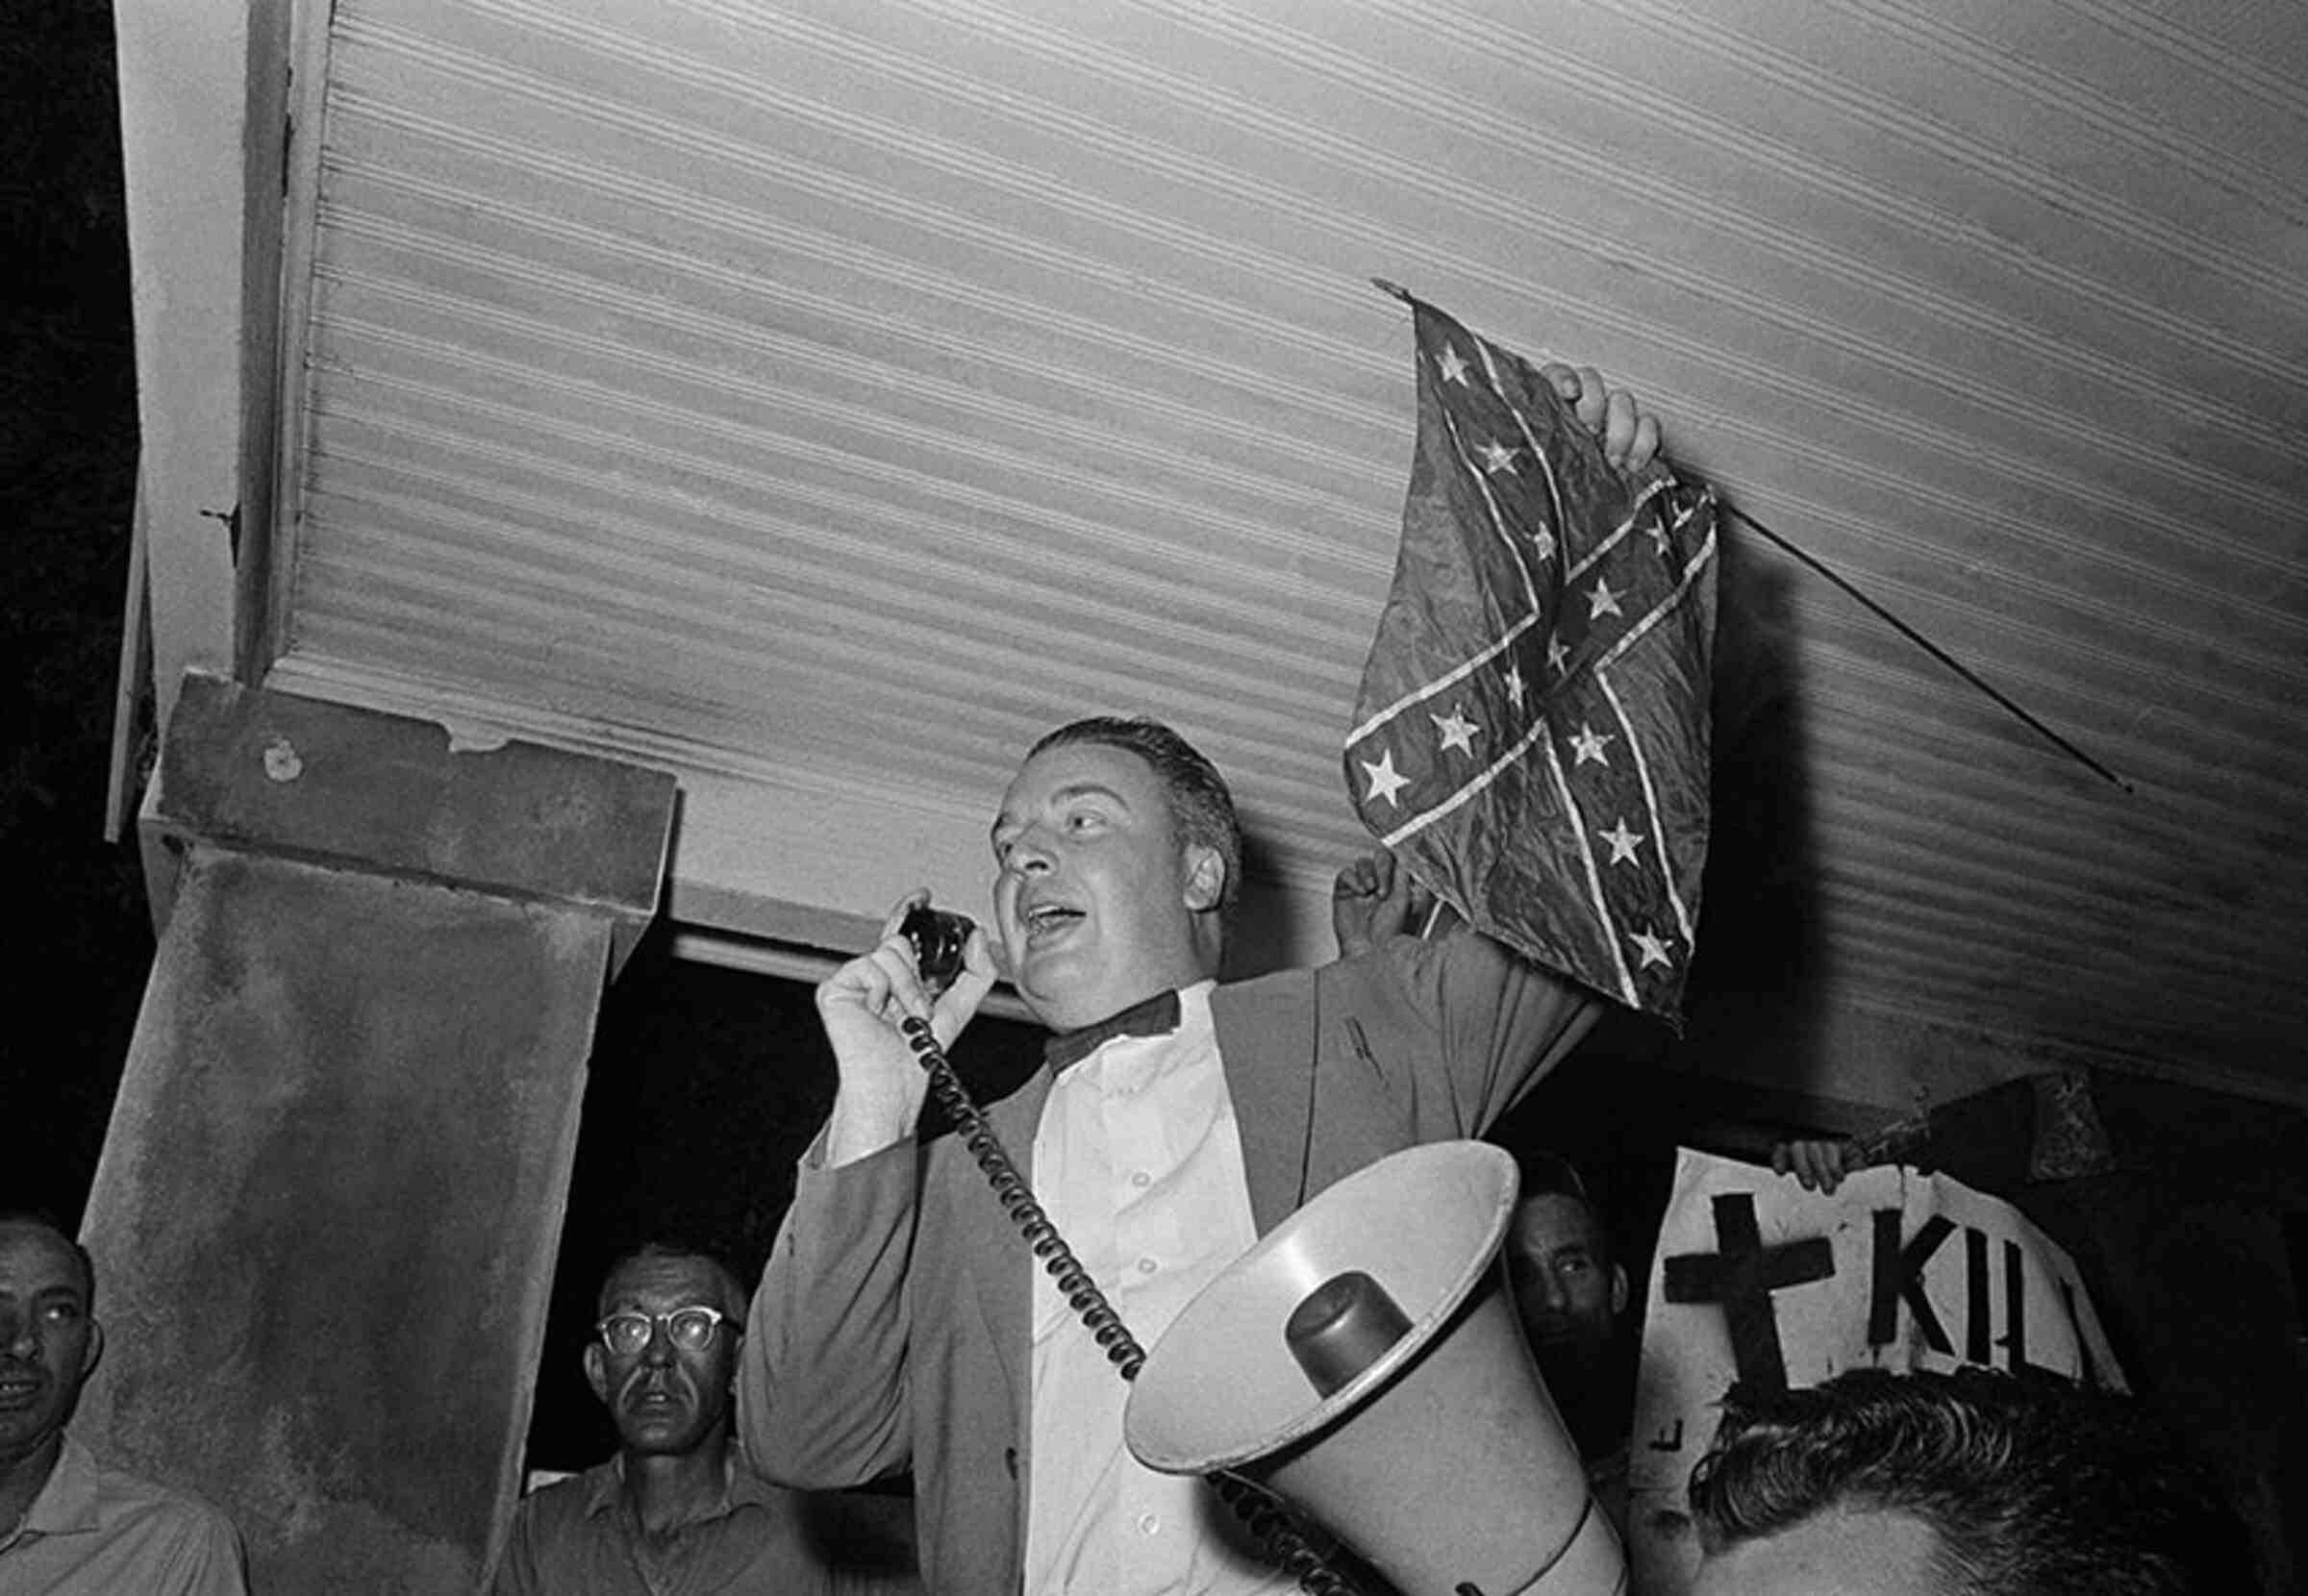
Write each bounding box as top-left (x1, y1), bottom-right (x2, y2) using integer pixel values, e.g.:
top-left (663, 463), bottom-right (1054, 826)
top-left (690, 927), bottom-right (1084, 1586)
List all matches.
top-left (737, 1132), bottom-right (922, 1488)
top-left (1388, 926), bottom-right (1602, 1135)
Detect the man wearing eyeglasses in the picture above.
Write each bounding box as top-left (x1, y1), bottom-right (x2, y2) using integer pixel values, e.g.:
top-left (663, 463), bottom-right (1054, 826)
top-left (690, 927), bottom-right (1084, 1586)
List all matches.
top-left (489, 1243), bottom-right (911, 1596)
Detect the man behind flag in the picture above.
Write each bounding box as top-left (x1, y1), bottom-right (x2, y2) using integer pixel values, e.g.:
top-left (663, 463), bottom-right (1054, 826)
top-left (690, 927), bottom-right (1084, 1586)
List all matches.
top-left (1349, 288), bottom-right (1718, 1023)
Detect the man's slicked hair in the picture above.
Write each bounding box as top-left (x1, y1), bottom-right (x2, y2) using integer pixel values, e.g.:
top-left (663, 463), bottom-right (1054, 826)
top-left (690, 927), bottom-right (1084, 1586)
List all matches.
top-left (0, 1210), bottom-right (96, 1314)
top-left (1512, 1152), bottom-right (1612, 1273)
top-left (1688, 1368), bottom-right (2256, 1595)
top-left (1028, 716), bottom-right (1243, 908)
top-left (595, 1241), bottom-right (746, 1321)
top-left (1518, 1149), bottom-right (1593, 1205)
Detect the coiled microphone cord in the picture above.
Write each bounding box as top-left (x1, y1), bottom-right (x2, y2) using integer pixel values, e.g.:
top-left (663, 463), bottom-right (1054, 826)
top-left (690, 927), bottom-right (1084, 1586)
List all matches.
top-left (898, 1014), bottom-right (1359, 1596)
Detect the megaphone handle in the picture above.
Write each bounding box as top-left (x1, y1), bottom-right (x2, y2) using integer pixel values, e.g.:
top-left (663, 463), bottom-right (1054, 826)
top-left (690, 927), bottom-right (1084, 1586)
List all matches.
top-left (898, 1017), bottom-right (1366, 1596)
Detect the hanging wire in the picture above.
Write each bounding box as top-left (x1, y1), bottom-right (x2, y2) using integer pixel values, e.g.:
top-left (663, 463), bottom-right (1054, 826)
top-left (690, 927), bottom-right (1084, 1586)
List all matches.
top-left (1720, 502), bottom-right (2133, 794)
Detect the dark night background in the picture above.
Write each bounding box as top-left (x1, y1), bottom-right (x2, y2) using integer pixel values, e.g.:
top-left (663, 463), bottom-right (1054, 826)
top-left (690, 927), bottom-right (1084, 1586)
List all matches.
top-left (4, 0), bottom-right (151, 1217)
top-left (1, 0), bottom-right (1798, 1478)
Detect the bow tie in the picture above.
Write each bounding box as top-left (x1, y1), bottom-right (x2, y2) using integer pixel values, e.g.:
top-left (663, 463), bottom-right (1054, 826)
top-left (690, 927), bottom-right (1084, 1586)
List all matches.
top-left (1042, 989), bottom-right (1184, 1072)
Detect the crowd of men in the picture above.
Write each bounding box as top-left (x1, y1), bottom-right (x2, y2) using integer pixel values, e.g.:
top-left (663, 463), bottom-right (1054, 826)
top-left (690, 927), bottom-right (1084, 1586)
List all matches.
top-left (10, 366), bottom-right (2259, 1595)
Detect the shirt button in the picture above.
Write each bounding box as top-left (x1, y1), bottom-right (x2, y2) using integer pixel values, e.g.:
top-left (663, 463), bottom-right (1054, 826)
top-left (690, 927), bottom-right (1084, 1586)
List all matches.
top-left (1137, 1512), bottom-right (1160, 1536)
top-left (1137, 1257), bottom-right (1158, 1275)
top-left (1130, 1171), bottom-right (1152, 1189)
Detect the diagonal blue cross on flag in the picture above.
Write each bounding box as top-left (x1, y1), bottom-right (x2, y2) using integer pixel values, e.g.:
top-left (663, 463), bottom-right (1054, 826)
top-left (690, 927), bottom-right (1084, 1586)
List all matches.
top-left (1346, 292), bottom-right (1719, 1023)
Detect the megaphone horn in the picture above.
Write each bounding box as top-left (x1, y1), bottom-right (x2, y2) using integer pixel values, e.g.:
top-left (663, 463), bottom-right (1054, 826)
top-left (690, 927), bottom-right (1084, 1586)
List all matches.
top-left (1124, 1141), bottom-right (1624, 1596)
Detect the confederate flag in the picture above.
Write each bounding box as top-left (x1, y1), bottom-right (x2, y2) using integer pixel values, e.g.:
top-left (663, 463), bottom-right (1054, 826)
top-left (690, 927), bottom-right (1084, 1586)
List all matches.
top-left (1346, 291), bottom-right (1718, 1023)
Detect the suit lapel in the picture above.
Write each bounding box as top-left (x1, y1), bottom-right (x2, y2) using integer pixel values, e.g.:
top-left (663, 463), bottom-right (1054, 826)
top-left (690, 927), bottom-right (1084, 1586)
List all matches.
top-left (1219, 960), bottom-right (1424, 1235)
top-left (1213, 970), bottom-right (1319, 1235)
top-left (953, 1067), bottom-right (1054, 1416)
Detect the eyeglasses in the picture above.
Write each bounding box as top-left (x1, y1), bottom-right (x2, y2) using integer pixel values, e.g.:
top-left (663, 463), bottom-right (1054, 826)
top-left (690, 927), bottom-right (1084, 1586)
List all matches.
top-left (594, 1306), bottom-right (734, 1357)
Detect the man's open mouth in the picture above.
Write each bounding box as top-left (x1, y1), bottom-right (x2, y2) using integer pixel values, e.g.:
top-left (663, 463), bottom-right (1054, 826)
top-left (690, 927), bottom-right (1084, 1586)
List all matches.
top-left (1019, 904), bottom-right (1083, 943)
top-left (626, 1380), bottom-right (685, 1411)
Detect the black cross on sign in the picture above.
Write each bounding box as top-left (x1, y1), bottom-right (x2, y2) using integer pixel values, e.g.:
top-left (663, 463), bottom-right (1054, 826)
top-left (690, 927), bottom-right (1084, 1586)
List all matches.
top-left (1662, 1192), bottom-right (1835, 1395)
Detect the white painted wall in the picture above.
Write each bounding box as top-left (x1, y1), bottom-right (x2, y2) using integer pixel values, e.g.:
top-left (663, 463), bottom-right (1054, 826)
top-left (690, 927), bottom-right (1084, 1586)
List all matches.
top-left (113, 0), bottom-right (265, 729)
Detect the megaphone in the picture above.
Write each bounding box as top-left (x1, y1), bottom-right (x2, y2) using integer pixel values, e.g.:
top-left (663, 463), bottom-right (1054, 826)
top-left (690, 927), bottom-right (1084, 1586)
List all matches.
top-left (1125, 1141), bottom-right (1624, 1596)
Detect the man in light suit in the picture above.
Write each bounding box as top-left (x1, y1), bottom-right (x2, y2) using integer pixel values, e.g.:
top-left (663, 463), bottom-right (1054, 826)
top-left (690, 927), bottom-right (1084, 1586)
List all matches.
top-left (739, 370), bottom-right (1662, 1596)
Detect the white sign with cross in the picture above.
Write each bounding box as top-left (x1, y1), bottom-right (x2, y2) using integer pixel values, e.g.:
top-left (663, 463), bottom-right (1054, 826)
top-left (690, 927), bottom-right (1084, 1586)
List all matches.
top-left (1624, 1148), bottom-right (2124, 1596)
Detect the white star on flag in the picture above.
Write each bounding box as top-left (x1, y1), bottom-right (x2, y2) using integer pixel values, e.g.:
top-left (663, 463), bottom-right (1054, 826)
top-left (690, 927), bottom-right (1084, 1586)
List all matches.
top-left (1437, 344), bottom-right (1469, 385)
top-left (1480, 440), bottom-right (1518, 475)
top-left (1587, 577), bottom-right (1623, 620)
top-left (1432, 707), bottom-right (1480, 755)
top-left (1599, 818), bottom-right (1645, 865)
top-left (1546, 636), bottom-right (1569, 676)
top-left (1569, 723), bottom-right (1614, 766)
top-left (1503, 666), bottom-right (1526, 709)
top-left (1361, 748), bottom-right (1411, 807)
top-left (1631, 928), bottom-right (1675, 969)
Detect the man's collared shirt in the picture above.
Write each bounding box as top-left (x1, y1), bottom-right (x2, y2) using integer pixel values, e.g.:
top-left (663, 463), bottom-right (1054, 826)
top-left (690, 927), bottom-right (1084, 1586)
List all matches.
top-left (0, 1434), bottom-right (246, 1596)
top-left (489, 1453), bottom-right (870, 1596)
top-left (1023, 980), bottom-right (1295, 1596)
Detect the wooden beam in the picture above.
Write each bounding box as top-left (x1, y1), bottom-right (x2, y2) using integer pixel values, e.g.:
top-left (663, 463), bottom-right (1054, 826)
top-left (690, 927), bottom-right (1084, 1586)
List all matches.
top-left (142, 671), bottom-right (675, 971)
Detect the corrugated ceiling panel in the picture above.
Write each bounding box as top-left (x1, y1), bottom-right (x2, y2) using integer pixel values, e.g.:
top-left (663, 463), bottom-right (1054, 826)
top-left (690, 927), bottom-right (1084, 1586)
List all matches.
top-left (269, 0), bottom-right (2308, 1097)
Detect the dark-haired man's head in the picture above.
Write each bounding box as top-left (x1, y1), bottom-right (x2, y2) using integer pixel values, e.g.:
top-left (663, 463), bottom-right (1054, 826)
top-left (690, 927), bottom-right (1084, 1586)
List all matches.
top-left (1507, 1156), bottom-right (1625, 1357)
top-left (1505, 1157), bottom-right (1630, 1461)
top-left (992, 717), bottom-right (1242, 1031)
top-left (584, 1245), bottom-right (746, 1461)
top-left (0, 1215), bottom-right (103, 1473)
top-left (1687, 1367), bottom-right (2254, 1596)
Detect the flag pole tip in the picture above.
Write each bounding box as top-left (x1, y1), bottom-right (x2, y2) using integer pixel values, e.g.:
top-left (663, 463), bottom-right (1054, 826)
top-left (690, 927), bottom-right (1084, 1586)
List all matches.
top-left (1370, 277), bottom-right (1414, 304)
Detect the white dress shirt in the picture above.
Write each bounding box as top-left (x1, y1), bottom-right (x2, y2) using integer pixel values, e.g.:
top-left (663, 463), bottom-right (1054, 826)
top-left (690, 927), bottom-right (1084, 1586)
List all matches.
top-left (1022, 981), bottom-right (1297, 1596)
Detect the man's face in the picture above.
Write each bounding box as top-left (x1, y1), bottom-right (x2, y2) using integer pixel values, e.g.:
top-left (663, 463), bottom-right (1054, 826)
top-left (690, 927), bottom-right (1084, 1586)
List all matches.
top-left (1692, 1506), bottom-right (1947, 1596)
top-left (1507, 1194), bottom-right (1625, 1354)
top-left (584, 1254), bottom-right (740, 1459)
top-left (0, 1222), bottom-right (102, 1467)
top-left (991, 741), bottom-right (1221, 1032)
